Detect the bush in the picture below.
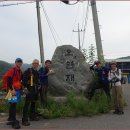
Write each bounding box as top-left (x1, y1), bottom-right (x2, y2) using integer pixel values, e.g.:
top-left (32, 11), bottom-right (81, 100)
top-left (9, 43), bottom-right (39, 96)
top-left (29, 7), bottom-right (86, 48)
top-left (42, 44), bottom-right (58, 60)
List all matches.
top-left (0, 80), bottom-right (2, 91)
top-left (0, 90), bottom-right (126, 118)
top-left (0, 95), bottom-right (24, 114)
top-left (37, 91), bottom-right (111, 119)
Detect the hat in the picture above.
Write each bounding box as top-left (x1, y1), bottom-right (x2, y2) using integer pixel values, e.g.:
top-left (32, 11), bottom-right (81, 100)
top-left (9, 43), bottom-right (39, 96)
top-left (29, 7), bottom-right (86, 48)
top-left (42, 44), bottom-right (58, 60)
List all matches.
top-left (15, 58), bottom-right (23, 63)
top-left (32, 59), bottom-right (39, 64)
top-left (110, 61), bottom-right (117, 65)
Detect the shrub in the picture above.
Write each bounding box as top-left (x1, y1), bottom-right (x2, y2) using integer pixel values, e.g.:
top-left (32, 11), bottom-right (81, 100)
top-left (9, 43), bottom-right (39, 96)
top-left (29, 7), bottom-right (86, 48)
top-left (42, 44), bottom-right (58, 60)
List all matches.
top-left (0, 80), bottom-right (2, 91)
top-left (2, 90), bottom-right (126, 118)
top-left (38, 90), bottom-right (111, 119)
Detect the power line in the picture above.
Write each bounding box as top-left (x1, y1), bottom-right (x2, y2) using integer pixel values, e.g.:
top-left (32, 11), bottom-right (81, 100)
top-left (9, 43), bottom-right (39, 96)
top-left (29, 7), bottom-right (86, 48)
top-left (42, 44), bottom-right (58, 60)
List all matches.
top-left (0, 1), bottom-right (34, 7)
top-left (73, 23), bottom-right (85, 51)
top-left (81, 3), bottom-right (86, 30)
top-left (81, 0), bottom-right (90, 49)
top-left (40, 2), bottom-right (58, 46)
top-left (70, 3), bottom-right (80, 43)
top-left (40, 2), bottom-right (63, 46)
top-left (41, 2), bottom-right (63, 46)
top-left (61, 0), bottom-right (79, 5)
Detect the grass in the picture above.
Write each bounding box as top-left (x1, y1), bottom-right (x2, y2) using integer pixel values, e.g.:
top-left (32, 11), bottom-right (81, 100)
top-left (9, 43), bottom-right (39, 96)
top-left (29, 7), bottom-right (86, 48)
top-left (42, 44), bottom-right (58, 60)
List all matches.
top-left (37, 90), bottom-right (111, 119)
top-left (0, 81), bottom-right (126, 118)
top-left (0, 95), bottom-right (25, 114)
top-left (0, 78), bottom-right (110, 117)
top-left (0, 79), bottom-right (24, 114)
top-left (0, 80), bottom-right (2, 91)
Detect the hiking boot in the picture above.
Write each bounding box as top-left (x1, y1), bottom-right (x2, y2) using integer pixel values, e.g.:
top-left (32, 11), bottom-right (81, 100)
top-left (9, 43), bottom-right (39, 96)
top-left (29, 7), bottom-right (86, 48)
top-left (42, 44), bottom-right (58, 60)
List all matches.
top-left (12, 120), bottom-right (21, 129)
top-left (113, 109), bottom-right (119, 114)
top-left (22, 118), bottom-right (30, 126)
top-left (22, 121), bottom-right (30, 126)
top-left (7, 117), bottom-right (12, 121)
top-left (6, 121), bottom-right (13, 125)
top-left (30, 116), bottom-right (40, 121)
top-left (118, 111), bottom-right (124, 115)
top-left (34, 112), bottom-right (42, 117)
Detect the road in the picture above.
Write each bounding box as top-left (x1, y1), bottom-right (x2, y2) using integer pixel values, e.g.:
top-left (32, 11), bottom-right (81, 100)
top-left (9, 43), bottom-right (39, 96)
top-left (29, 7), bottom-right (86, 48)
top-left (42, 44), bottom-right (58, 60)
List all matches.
top-left (0, 84), bottom-right (130, 129)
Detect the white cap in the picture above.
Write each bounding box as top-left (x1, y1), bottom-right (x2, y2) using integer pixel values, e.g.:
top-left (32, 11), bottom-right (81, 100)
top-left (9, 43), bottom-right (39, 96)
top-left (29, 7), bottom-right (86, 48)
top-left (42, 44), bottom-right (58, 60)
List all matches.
top-left (32, 59), bottom-right (39, 64)
top-left (110, 61), bottom-right (117, 65)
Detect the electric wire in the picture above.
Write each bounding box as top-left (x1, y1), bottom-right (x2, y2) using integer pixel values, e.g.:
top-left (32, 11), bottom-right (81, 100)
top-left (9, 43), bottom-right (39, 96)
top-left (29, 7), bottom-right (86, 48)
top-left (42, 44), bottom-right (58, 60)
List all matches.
top-left (70, 3), bottom-right (80, 43)
top-left (61, 0), bottom-right (79, 5)
top-left (40, 2), bottom-right (58, 46)
top-left (40, 2), bottom-right (63, 46)
top-left (81, 2), bottom-right (86, 30)
top-left (81, 0), bottom-right (90, 49)
top-left (40, 2), bottom-right (61, 46)
top-left (0, 1), bottom-right (34, 7)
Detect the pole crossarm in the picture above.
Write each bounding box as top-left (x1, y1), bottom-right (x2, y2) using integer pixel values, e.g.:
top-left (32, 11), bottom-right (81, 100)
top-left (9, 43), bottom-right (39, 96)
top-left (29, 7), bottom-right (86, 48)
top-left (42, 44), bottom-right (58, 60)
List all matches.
top-left (73, 24), bottom-right (85, 51)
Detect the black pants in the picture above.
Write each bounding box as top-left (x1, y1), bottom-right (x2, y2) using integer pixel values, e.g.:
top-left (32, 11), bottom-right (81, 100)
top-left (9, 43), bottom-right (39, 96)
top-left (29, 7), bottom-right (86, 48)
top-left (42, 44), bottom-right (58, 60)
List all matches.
top-left (88, 82), bottom-right (111, 100)
top-left (39, 85), bottom-right (48, 105)
top-left (9, 103), bottom-right (16, 121)
top-left (22, 98), bottom-right (36, 120)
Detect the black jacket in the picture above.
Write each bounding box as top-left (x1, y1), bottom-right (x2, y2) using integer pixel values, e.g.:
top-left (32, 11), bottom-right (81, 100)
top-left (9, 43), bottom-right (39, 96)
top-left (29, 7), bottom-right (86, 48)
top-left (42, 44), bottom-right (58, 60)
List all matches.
top-left (22, 68), bottom-right (40, 90)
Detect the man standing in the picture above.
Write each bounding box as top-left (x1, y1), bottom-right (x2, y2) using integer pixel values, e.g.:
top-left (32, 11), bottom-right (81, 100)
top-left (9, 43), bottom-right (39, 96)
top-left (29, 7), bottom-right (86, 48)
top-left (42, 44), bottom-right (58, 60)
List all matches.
top-left (22, 59), bottom-right (40, 126)
top-left (39, 60), bottom-right (54, 105)
top-left (88, 61), bottom-right (111, 100)
top-left (108, 61), bottom-right (124, 115)
top-left (3, 58), bottom-right (23, 129)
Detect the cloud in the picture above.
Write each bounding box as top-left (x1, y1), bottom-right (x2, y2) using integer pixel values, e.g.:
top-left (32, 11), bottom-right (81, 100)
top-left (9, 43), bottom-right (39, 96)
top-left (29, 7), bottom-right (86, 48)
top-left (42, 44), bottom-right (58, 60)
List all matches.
top-left (0, 1), bottom-right (130, 63)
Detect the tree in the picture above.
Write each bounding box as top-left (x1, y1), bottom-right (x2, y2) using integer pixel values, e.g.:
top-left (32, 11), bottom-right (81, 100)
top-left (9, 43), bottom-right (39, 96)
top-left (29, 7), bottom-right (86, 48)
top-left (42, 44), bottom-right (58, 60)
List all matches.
top-left (82, 44), bottom-right (97, 65)
top-left (82, 49), bottom-right (88, 62)
top-left (88, 44), bottom-right (96, 65)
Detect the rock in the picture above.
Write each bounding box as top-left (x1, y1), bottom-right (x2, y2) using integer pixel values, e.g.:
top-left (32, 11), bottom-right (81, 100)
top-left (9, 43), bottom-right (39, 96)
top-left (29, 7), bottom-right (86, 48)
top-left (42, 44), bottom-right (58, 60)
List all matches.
top-left (53, 96), bottom-right (89, 104)
top-left (48, 45), bottom-right (94, 96)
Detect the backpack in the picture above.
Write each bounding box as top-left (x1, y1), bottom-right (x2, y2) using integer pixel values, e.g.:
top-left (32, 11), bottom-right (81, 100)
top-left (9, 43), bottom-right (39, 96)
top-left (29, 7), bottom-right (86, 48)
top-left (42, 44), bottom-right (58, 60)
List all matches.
top-left (2, 68), bottom-right (16, 92)
top-left (110, 68), bottom-right (125, 84)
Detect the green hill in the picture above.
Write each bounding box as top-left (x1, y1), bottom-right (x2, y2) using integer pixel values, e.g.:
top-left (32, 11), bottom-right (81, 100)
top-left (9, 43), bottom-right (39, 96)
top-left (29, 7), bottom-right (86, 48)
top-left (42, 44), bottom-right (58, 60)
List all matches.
top-left (0, 60), bottom-right (31, 79)
top-left (0, 60), bottom-right (12, 79)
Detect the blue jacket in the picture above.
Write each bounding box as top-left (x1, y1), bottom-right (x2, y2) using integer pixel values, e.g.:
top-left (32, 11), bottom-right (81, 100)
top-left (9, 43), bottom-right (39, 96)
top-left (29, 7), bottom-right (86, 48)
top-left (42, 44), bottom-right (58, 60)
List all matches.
top-left (39, 67), bottom-right (49, 86)
top-left (91, 66), bottom-right (110, 84)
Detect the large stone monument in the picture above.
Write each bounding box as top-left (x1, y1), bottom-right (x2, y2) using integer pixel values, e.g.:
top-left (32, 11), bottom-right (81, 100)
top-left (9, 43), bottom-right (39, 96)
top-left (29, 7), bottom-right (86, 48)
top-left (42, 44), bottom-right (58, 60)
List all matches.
top-left (48, 45), bottom-right (94, 96)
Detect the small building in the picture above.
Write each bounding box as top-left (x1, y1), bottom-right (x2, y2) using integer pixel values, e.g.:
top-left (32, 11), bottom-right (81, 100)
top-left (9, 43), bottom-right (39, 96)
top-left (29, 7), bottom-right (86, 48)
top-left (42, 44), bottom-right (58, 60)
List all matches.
top-left (106, 58), bottom-right (130, 74)
top-left (115, 59), bottom-right (130, 74)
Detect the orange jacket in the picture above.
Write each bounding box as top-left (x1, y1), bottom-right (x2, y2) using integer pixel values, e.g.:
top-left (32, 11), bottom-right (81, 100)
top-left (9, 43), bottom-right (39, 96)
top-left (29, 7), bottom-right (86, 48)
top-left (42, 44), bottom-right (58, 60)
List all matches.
top-left (6, 67), bottom-right (22, 90)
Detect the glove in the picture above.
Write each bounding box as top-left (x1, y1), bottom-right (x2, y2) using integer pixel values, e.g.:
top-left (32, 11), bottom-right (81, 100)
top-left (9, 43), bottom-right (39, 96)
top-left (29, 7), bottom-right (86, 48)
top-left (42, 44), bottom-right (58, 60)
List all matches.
top-left (11, 89), bottom-right (16, 96)
top-left (47, 69), bottom-right (55, 75)
top-left (23, 88), bottom-right (29, 95)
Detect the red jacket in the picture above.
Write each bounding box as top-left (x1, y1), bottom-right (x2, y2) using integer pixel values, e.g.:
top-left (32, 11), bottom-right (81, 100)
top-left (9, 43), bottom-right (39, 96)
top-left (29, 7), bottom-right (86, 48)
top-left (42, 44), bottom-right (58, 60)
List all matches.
top-left (6, 67), bottom-right (22, 90)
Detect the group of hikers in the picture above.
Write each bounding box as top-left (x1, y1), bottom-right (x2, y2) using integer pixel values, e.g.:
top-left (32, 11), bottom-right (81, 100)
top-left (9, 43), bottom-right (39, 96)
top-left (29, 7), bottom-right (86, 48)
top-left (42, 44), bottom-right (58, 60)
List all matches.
top-left (2, 58), bottom-right (54, 129)
top-left (88, 60), bottom-right (124, 115)
top-left (1, 58), bottom-right (125, 129)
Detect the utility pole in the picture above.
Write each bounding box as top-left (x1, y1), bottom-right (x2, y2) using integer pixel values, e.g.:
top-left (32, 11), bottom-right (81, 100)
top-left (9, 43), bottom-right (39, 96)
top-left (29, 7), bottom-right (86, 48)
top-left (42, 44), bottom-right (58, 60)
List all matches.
top-left (73, 24), bottom-right (85, 51)
top-left (36, 0), bottom-right (44, 67)
top-left (91, 0), bottom-right (104, 63)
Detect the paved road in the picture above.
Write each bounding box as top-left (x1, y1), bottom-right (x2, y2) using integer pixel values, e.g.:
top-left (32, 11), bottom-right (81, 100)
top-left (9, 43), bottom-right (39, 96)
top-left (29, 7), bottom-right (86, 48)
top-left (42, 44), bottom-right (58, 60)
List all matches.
top-left (0, 84), bottom-right (130, 129)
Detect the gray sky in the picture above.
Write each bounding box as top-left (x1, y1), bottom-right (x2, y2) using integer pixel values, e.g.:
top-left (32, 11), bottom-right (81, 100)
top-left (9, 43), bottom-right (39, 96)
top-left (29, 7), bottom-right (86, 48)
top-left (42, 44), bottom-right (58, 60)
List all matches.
top-left (0, 1), bottom-right (130, 63)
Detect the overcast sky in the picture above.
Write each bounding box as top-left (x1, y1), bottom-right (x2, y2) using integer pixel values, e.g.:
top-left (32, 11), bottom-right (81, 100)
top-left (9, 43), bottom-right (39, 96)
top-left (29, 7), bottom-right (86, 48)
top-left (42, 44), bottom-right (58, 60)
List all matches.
top-left (0, 1), bottom-right (130, 63)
